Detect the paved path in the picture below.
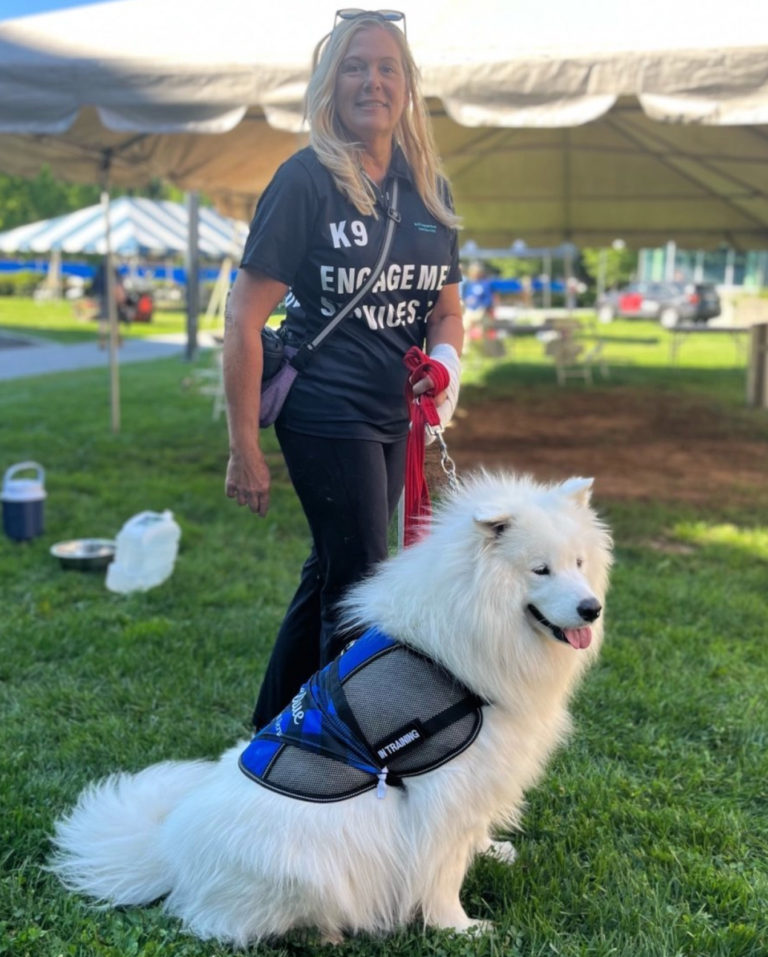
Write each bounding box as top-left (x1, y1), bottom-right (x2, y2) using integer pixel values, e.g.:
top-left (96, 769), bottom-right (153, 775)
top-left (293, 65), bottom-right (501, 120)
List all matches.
top-left (0, 333), bottom-right (217, 382)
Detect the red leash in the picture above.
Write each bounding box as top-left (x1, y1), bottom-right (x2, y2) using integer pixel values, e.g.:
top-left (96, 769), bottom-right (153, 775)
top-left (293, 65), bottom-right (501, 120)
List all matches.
top-left (403, 346), bottom-right (450, 547)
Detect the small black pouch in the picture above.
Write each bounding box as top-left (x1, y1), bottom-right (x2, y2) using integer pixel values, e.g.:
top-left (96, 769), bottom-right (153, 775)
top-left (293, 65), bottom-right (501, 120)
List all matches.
top-left (261, 325), bottom-right (286, 382)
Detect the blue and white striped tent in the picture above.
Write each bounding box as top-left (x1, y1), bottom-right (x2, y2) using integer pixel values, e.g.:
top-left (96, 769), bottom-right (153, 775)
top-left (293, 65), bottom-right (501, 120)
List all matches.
top-left (0, 197), bottom-right (248, 259)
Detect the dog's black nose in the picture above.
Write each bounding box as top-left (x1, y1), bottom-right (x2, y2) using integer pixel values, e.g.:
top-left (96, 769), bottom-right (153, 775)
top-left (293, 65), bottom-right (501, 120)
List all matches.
top-left (578, 598), bottom-right (602, 623)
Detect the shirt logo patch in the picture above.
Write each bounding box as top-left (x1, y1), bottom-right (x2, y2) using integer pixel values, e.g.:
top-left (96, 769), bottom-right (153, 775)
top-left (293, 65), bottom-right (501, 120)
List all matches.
top-left (414, 222), bottom-right (437, 234)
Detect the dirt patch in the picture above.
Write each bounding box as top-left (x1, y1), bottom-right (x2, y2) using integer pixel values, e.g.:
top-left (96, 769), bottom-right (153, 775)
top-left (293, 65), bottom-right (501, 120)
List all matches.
top-left (643, 538), bottom-right (698, 555)
top-left (428, 388), bottom-right (768, 507)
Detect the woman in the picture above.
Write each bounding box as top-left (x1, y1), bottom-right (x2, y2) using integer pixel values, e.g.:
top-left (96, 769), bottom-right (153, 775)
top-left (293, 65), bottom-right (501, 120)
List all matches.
top-left (223, 10), bottom-right (464, 730)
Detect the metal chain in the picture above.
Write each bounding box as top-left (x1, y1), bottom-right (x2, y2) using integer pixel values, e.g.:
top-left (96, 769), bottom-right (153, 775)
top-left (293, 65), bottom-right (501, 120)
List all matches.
top-left (427, 425), bottom-right (461, 493)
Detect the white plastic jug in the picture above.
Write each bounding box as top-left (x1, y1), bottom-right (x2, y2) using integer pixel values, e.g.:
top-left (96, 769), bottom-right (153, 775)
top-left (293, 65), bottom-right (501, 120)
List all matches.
top-left (106, 510), bottom-right (181, 594)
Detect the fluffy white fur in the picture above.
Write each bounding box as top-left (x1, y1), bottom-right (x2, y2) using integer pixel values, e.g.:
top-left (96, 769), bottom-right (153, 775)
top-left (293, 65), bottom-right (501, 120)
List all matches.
top-left (50, 472), bottom-right (612, 945)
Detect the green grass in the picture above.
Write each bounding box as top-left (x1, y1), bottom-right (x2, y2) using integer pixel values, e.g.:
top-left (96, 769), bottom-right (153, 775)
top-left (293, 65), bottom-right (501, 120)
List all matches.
top-left (0, 297), bottom-right (193, 344)
top-left (0, 297), bottom-right (286, 345)
top-left (466, 317), bottom-right (750, 373)
top-left (1, 323), bottom-right (767, 956)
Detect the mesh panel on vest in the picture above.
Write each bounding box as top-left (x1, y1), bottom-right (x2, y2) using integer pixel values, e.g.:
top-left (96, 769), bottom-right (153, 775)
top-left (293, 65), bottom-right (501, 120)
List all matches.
top-left (265, 746), bottom-right (373, 801)
top-left (343, 646), bottom-right (480, 775)
top-left (390, 711), bottom-right (478, 774)
top-left (240, 628), bottom-right (483, 803)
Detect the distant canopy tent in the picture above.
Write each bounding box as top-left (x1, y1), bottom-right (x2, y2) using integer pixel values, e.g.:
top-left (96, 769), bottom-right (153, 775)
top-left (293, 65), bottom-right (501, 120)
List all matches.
top-left (0, 0), bottom-right (766, 249)
top-left (0, 197), bottom-right (248, 259)
top-left (460, 241), bottom-right (576, 307)
top-left (0, 197), bottom-right (247, 430)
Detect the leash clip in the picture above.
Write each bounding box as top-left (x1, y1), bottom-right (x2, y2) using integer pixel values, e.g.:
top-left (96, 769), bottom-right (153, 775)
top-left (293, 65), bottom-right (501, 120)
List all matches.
top-left (376, 767), bottom-right (389, 799)
top-left (416, 397), bottom-right (460, 493)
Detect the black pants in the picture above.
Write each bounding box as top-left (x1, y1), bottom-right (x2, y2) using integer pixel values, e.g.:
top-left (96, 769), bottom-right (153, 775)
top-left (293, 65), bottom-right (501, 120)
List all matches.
top-left (252, 426), bottom-right (407, 730)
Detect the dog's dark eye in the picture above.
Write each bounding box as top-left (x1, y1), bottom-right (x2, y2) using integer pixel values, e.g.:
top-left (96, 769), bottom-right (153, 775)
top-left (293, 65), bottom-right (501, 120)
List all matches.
top-left (576, 558), bottom-right (584, 568)
top-left (533, 565), bottom-right (550, 576)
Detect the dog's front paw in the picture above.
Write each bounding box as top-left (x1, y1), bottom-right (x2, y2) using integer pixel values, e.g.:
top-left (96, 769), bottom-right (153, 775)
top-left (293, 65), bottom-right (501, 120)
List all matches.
top-left (436, 914), bottom-right (495, 935)
top-left (485, 839), bottom-right (517, 865)
top-left (466, 918), bottom-right (495, 935)
top-left (319, 930), bottom-right (344, 946)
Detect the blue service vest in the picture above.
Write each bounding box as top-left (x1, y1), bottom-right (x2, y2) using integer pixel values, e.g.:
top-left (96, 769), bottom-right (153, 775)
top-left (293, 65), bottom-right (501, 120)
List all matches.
top-left (239, 628), bottom-right (484, 803)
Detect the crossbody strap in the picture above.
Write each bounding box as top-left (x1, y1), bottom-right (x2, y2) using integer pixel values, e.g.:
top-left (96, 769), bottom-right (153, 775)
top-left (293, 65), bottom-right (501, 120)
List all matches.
top-left (289, 177), bottom-right (401, 373)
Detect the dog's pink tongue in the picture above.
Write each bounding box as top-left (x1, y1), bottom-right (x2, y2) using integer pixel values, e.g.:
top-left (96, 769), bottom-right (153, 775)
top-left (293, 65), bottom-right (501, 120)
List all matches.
top-left (563, 627), bottom-right (592, 649)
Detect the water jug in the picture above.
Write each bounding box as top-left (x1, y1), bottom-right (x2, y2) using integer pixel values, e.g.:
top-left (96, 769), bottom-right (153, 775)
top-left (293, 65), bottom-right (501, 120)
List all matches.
top-left (105, 510), bottom-right (181, 594)
top-left (2, 462), bottom-right (46, 542)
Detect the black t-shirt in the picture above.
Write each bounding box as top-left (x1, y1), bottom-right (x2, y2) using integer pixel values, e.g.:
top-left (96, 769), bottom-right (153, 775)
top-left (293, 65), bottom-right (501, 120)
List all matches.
top-left (240, 147), bottom-right (461, 441)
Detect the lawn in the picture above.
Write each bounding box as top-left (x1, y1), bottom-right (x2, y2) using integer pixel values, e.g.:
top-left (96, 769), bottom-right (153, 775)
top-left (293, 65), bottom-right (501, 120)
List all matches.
top-left (0, 297), bottom-right (192, 344)
top-left (0, 297), bottom-right (287, 345)
top-left (1, 324), bottom-right (767, 956)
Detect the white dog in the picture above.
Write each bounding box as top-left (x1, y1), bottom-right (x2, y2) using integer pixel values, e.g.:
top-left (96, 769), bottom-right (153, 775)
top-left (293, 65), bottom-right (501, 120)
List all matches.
top-left (50, 472), bottom-right (612, 945)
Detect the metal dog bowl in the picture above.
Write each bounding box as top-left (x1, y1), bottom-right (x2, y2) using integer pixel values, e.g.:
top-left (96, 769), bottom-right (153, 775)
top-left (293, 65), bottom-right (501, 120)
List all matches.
top-left (50, 538), bottom-right (116, 572)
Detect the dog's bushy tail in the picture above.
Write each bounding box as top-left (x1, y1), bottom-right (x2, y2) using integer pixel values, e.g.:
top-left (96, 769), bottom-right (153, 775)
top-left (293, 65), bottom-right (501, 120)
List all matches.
top-left (49, 759), bottom-right (216, 906)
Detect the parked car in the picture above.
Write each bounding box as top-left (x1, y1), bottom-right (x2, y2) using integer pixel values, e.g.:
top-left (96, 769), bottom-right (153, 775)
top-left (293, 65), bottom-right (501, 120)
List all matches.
top-left (596, 281), bottom-right (720, 327)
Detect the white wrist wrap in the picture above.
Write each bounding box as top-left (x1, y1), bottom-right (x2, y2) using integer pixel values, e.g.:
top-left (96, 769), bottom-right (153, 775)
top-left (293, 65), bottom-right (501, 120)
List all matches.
top-left (426, 343), bottom-right (461, 442)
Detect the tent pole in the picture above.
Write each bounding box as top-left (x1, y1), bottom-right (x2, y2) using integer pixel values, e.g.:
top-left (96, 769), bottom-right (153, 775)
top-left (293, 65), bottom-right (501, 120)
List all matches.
top-left (597, 248), bottom-right (607, 299)
top-left (565, 246), bottom-right (574, 316)
top-left (724, 247), bottom-right (736, 287)
top-left (205, 256), bottom-right (232, 328)
top-left (101, 165), bottom-right (121, 433)
top-left (758, 252), bottom-right (767, 291)
top-left (664, 241), bottom-right (676, 282)
top-left (48, 247), bottom-right (62, 299)
top-left (185, 190), bottom-right (200, 361)
top-left (694, 250), bottom-right (705, 283)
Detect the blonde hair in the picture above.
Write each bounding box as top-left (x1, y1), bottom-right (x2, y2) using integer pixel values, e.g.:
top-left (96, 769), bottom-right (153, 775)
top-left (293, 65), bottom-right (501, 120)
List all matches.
top-left (305, 16), bottom-right (459, 228)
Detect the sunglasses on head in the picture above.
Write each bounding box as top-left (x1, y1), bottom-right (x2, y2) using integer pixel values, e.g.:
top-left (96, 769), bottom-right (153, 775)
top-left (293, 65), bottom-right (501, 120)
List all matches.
top-left (334, 8), bottom-right (407, 35)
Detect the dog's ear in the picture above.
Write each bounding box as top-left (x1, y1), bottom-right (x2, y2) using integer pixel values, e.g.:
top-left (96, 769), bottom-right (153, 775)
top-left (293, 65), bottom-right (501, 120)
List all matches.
top-left (473, 507), bottom-right (512, 539)
top-left (560, 477), bottom-right (594, 508)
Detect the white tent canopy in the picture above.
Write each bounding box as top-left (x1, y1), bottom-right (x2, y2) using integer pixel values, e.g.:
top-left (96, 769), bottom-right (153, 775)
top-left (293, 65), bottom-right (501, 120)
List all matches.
top-left (0, 196), bottom-right (247, 258)
top-left (0, 0), bottom-right (767, 248)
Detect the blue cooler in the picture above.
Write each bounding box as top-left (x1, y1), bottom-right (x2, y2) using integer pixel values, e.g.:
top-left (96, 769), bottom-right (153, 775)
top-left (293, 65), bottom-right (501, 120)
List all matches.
top-left (2, 462), bottom-right (46, 542)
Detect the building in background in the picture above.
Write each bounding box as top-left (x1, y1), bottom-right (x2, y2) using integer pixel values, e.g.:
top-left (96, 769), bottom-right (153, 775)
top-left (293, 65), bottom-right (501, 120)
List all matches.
top-left (638, 245), bottom-right (768, 289)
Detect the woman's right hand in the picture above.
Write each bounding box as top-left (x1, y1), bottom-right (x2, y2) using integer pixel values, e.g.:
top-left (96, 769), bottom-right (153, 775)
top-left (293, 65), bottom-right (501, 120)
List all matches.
top-left (222, 269), bottom-right (289, 520)
top-left (225, 444), bottom-right (271, 517)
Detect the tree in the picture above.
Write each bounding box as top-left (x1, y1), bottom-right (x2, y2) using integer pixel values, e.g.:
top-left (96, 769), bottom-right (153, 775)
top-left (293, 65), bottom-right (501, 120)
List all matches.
top-left (0, 167), bottom-right (187, 232)
top-left (485, 256), bottom-right (542, 280)
top-left (0, 168), bottom-right (100, 231)
top-left (581, 246), bottom-right (638, 291)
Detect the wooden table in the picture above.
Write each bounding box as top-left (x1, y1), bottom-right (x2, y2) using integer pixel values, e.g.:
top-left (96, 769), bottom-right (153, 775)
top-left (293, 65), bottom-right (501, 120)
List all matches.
top-left (668, 324), bottom-right (751, 364)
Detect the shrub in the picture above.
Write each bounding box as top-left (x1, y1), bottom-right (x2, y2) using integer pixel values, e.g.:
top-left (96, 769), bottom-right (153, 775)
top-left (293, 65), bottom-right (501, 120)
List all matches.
top-left (0, 271), bottom-right (44, 297)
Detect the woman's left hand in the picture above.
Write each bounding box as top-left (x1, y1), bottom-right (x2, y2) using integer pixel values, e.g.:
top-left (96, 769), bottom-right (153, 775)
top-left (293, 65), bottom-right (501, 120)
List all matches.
top-left (411, 374), bottom-right (447, 407)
